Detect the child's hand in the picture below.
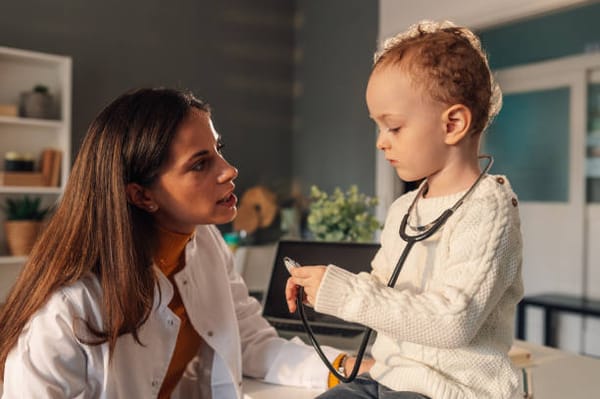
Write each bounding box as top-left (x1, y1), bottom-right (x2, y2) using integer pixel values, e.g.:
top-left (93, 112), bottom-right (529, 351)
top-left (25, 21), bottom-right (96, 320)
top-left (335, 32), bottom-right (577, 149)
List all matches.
top-left (285, 266), bottom-right (327, 313)
top-left (344, 356), bottom-right (375, 376)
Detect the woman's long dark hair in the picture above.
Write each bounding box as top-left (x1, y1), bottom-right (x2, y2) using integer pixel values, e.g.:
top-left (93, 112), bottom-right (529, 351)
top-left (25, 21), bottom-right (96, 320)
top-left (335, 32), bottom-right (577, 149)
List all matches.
top-left (0, 88), bottom-right (209, 377)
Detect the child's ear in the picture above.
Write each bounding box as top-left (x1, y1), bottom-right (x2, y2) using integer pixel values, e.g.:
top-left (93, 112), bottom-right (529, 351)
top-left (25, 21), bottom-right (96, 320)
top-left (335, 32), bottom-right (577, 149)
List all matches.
top-left (126, 183), bottom-right (159, 213)
top-left (442, 104), bottom-right (472, 145)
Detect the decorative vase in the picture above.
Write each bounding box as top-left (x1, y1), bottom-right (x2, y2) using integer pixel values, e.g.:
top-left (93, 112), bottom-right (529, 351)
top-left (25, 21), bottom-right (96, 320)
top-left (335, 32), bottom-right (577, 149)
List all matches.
top-left (19, 91), bottom-right (54, 119)
top-left (4, 220), bottom-right (42, 255)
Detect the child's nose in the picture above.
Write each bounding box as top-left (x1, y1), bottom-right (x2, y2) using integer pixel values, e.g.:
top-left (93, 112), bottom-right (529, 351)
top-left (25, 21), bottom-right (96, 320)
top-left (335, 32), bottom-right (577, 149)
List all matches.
top-left (376, 131), bottom-right (390, 151)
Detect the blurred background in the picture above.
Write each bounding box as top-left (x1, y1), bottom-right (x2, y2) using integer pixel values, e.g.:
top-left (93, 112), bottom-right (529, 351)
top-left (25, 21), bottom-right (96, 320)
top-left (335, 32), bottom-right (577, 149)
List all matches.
top-left (1, 0), bottom-right (600, 357)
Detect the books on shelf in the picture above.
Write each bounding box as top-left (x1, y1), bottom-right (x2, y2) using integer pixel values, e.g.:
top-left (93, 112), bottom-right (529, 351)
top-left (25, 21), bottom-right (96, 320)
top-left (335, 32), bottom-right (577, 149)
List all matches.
top-left (41, 148), bottom-right (62, 187)
top-left (0, 148), bottom-right (61, 188)
top-left (0, 104), bottom-right (18, 117)
top-left (0, 171), bottom-right (45, 186)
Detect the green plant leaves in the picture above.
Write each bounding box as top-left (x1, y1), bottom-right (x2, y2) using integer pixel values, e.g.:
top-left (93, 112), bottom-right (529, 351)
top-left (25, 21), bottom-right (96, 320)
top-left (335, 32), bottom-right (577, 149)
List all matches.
top-left (307, 185), bottom-right (381, 242)
top-left (1, 195), bottom-right (50, 221)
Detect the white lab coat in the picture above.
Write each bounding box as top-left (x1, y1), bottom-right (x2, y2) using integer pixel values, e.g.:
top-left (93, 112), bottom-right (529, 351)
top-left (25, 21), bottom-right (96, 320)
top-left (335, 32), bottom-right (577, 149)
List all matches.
top-left (2, 225), bottom-right (338, 398)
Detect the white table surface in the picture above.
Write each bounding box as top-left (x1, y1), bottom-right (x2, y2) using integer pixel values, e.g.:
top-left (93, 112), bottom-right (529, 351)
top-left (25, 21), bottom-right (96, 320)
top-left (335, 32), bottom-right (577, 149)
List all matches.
top-left (513, 340), bottom-right (600, 398)
top-left (1, 340), bottom-right (598, 398)
top-left (243, 340), bottom-right (600, 399)
top-left (243, 378), bottom-right (323, 399)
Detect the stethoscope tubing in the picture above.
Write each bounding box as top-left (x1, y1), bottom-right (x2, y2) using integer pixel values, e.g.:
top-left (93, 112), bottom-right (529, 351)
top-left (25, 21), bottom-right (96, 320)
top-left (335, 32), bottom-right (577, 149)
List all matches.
top-left (297, 212), bottom-right (447, 382)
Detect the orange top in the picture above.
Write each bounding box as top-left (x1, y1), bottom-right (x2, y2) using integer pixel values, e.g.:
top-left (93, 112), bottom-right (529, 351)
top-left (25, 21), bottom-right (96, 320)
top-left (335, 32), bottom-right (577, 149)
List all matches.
top-left (154, 226), bottom-right (203, 399)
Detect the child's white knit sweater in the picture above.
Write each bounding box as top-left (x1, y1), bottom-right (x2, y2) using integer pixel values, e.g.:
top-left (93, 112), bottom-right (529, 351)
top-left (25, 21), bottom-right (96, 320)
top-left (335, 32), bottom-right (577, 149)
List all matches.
top-left (315, 175), bottom-right (524, 399)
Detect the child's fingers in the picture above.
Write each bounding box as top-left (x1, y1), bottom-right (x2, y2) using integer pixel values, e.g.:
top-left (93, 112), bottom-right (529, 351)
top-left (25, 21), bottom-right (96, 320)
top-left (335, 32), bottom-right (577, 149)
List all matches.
top-left (290, 265), bottom-right (322, 278)
top-left (289, 266), bottom-right (326, 287)
top-left (285, 277), bottom-right (298, 313)
top-left (286, 277), bottom-right (314, 311)
top-left (290, 275), bottom-right (307, 286)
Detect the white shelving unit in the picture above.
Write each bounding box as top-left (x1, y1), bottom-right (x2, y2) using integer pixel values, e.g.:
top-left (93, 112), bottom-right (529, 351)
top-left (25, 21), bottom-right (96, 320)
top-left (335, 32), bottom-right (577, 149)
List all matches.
top-left (0, 46), bottom-right (71, 296)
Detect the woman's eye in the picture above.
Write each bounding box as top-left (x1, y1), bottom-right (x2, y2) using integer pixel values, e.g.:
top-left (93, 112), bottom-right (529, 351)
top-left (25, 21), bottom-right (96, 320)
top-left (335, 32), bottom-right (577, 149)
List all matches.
top-left (217, 142), bottom-right (224, 154)
top-left (387, 127), bottom-right (401, 133)
top-left (192, 160), bottom-right (207, 171)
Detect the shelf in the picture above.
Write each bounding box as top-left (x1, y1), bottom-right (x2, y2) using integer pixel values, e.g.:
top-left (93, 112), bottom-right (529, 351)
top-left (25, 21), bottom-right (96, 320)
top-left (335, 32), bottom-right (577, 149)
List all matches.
top-left (0, 186), bottom-right (62, 194)
top-left (0, 255), bottom-right (27, 265)
top-left (0, 46), bottom-right (68, 66)
top-left (0, 46), bottom-right (71, 304)
top-left (0, 115), bottom-right (63, 128)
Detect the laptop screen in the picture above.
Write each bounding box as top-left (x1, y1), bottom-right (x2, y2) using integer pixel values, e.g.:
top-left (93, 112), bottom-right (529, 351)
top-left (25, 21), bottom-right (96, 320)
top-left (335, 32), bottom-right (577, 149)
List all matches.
top-left (262, 240), bottom-right (380, 335)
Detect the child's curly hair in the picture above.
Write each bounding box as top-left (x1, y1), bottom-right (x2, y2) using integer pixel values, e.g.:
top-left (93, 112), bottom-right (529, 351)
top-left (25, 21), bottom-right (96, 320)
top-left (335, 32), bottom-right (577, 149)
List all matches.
top-left (374, 20), bottom-right (502, 136)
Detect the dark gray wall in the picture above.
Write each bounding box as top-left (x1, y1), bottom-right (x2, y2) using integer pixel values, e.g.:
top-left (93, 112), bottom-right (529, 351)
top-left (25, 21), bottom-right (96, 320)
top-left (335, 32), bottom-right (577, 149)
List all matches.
top-left (0, 0), bottom-right (380, 206)
top-left (0, 0), bottom-right (295, 197)
top-left (293, 0), bottom-right (379, 196)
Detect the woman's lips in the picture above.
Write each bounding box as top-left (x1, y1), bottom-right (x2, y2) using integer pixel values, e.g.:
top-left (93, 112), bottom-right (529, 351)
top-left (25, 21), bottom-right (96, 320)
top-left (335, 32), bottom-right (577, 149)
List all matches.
top-left (217, 193), bottom-right (237, 207)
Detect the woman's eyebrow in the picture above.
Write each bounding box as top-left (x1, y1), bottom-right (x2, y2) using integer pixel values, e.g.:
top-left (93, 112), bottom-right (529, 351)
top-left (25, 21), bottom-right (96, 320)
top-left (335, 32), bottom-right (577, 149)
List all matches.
top-left (188, 150), bottom-right (210, 162)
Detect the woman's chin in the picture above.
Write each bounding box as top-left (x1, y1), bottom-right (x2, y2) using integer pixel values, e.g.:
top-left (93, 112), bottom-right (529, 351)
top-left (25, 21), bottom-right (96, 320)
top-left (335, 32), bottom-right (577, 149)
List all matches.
top-left (216, 208), bottom-right (238, 225)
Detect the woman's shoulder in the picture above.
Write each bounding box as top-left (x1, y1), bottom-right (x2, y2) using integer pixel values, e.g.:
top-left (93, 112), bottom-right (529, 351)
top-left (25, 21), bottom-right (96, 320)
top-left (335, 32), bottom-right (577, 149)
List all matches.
top-left (6, 276), bottom-right (99, 390)
top-left (11, 273), bottom-right (103, 357)
top-left (30, 273), bottom-right (102, 328)
top-left (60, 273), bottom-right (102, 305)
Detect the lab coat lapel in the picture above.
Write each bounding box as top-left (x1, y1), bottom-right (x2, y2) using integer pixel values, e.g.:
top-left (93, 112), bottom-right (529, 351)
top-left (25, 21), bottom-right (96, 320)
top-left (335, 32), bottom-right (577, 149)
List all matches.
top-left (176, 229), bottom-right (242, 383)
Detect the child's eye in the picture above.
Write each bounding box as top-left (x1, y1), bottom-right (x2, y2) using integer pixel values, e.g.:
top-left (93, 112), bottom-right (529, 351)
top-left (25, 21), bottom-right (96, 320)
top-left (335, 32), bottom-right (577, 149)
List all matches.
top-left (217, 142), bottom-right (224, 154)
top-left (387, 127), bottom-right (401, 133)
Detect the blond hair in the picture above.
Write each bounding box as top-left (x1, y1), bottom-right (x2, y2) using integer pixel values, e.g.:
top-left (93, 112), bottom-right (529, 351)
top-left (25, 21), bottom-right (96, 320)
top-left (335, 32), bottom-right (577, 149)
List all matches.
top-left (374, 20), bottom-right (502, 135)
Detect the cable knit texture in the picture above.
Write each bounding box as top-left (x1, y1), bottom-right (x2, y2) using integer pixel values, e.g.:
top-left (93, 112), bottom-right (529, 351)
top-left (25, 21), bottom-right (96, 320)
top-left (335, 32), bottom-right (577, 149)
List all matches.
top-left (315, 175), bottom-right (524, 399)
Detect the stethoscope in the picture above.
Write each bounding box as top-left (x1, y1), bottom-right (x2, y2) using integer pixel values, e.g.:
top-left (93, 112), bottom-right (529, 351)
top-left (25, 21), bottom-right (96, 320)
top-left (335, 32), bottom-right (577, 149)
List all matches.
top-left (295, 155), bottom-right (494, 383)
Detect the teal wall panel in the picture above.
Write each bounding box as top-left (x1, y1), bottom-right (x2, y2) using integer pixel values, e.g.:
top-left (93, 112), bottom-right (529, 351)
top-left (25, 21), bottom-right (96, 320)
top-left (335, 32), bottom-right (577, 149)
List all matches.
top-left (479, 3), bottom-right (600, 69)
top-left (484, 88), bottom-right (570, 202)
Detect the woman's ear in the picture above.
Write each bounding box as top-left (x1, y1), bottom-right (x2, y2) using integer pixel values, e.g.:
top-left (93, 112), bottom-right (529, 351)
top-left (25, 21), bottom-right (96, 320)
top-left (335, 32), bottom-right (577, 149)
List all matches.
top-left (126, 183), bottom-right (159, 212)
top-left (442, 104), bottom-right (472, 145)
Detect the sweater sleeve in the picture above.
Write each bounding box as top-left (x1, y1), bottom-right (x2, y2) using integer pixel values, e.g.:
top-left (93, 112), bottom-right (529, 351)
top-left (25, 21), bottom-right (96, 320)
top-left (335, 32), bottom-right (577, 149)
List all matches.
top-left (314, 188), bottom-right (522, 349)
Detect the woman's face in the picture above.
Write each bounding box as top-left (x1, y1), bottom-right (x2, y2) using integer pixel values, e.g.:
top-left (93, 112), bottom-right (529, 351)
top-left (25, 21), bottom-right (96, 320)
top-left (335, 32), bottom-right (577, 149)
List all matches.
top-left (148, 108), bottom-right (238, 233)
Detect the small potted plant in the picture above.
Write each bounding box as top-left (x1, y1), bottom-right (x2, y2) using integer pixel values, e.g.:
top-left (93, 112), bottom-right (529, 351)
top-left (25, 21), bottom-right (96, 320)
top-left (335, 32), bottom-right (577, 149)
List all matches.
top-left (307, 185), bottom-right (381, 242)
top-left (2, 195), bottom-right (50, 256)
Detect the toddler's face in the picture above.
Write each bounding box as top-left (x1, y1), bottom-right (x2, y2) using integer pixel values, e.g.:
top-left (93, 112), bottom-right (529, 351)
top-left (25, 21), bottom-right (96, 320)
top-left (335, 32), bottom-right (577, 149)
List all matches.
top-left (366, 65), bottom-right (449, 183)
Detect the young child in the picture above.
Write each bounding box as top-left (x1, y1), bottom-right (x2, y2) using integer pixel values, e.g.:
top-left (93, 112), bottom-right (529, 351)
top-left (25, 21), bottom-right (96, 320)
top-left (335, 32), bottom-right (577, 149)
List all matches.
top-left (286, 20), bottom-right (524, 399)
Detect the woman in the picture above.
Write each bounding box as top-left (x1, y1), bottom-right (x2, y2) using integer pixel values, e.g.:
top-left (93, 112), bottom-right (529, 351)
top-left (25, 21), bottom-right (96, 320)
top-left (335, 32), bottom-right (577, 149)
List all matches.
top-left (0, 88), bottom-right (364, 398)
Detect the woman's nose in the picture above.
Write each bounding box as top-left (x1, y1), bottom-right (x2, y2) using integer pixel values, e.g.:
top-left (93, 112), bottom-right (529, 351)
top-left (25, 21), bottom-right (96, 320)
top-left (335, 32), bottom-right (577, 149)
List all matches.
top-left (218, 159), bottom-right (238, 183)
